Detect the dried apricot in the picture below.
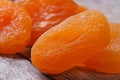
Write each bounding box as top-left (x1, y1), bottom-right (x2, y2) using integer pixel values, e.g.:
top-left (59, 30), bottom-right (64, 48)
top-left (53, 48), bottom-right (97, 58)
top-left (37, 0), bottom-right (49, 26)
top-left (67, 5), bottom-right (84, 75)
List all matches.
top-left (15, 0), bottom-right (86, 46)
top-left (31, 10), bottom-right (110, 74)
top-left (85, 23), bottom-right (120, 73)
top-left (0, 0), bottom-right (32, 54)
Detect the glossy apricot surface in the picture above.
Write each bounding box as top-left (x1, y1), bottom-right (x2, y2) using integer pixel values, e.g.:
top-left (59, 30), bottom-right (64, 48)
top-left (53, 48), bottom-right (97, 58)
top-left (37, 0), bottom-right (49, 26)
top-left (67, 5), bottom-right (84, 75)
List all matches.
top-left (0, 0), bottom-right (32, 54)
top-left (31, 10), bottom-right (110, 74)
top-left (15, 0), bottom-right (86, 46)
top-left (85, 23), bottom-right (120, 73)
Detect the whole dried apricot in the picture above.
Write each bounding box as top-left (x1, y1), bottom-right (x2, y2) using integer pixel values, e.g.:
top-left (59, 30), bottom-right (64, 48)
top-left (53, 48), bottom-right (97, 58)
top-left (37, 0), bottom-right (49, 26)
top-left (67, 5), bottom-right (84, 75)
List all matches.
top-left (15, 0), bottom-right (86, 46)
top-left (85, 23), bottom-right (120, 73)
top-left (0, 0), bottom-right (32, 54)
top-left (31, 10), bottom-right (110, 74)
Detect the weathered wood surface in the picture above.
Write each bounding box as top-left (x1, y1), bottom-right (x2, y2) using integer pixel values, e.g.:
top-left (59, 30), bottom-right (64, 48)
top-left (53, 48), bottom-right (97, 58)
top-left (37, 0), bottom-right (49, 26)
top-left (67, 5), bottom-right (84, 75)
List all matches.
top-left (49, 67), bottom-right (120, 80)
top-left (0, 54), bottom-right (49, 80)
top-left (0, 0), bottom-right (120, 80)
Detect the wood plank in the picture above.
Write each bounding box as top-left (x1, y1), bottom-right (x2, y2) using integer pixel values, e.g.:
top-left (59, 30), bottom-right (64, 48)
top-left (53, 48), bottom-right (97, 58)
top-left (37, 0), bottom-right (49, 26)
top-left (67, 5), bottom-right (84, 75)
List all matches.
top-left (0, 54), bottom-right (49, 80)
top-left (48, 68), bottom-right (120, 80)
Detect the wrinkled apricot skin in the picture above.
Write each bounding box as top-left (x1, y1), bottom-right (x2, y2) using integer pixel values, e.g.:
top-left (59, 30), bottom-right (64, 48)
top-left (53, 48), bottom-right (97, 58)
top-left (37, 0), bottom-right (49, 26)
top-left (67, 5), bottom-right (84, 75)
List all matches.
top-left (0, 0), bottom-right (32, 54)
top-left (31, 10), bottom-right (110, 74)
top-left (15, 0), bottom-right (86, 46)
top-left (85, 23), bottom-right (120, 73)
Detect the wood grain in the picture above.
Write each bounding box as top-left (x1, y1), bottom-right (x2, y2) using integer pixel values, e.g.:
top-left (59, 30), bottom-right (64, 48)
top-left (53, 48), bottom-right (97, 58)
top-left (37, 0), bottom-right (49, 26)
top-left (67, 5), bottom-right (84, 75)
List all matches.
top-left (0, 54), bottom-right (49, 80)
top-left (48, 68), bottom-right (120, 80)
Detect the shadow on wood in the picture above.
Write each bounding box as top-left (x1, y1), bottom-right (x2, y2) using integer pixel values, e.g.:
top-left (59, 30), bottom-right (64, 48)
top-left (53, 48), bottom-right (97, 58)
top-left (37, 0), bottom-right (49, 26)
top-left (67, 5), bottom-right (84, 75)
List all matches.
top-left (47, 67), bottom-right (120, 80)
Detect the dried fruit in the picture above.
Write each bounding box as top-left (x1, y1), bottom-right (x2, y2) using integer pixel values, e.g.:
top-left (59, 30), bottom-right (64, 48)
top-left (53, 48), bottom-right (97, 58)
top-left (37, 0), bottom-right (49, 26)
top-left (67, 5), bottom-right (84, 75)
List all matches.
top-left (31, 10), bottom-right (110, 74)
top-left (85, 23), bottom-right (120, 73)
top-left (15, 0), bottom-right (86, 46)
top-left (0, 0), bottom-right (32, 54)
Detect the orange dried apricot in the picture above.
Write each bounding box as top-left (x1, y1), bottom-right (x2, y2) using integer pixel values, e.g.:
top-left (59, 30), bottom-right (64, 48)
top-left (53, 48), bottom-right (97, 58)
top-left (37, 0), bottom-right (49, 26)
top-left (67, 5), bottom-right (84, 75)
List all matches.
top-left (31, 10), bottom-right (110, 74)
top-left (85, 23), bottom-right (120, 73)
top-left (15, 0), bottom-right (86, 46)
top-left (0, 0), bottom-right (32, 54)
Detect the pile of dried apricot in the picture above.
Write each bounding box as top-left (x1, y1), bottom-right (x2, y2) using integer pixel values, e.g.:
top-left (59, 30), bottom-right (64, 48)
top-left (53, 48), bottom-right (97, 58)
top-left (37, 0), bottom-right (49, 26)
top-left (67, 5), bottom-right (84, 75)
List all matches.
top-left (0, 0), bottom-right (120, 75)
top-left (15, 0), bottom-right (86, 46)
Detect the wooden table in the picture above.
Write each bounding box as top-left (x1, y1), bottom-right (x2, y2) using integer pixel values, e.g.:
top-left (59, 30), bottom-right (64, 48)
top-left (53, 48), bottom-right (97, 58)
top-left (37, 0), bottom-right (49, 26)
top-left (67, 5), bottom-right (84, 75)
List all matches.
top-left (0, 0), bottom-right (120, 80)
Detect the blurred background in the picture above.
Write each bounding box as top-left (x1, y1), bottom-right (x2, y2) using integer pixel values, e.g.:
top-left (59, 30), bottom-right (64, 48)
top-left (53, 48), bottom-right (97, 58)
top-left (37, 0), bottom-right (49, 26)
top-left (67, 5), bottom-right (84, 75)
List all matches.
top-left (75, 0), bottom-right (120, 23)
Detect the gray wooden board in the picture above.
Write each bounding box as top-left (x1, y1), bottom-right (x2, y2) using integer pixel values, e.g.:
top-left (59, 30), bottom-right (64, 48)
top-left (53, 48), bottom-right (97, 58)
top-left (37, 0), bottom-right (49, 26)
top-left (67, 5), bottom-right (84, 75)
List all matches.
top-left (0, 54), bottom-right (49, 80)
top-left (0, 0), bottom-right (120, 80)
